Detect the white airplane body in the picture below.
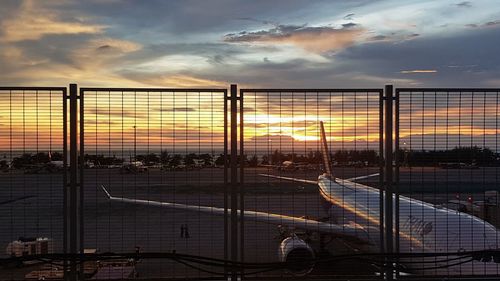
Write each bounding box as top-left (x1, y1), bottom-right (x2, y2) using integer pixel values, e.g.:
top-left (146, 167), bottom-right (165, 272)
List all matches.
top-left (261, 160), bottom-right (311, 171)
top-left (101, 121), bottom-right (499, 276)
top-left (316, 175), bottom-right (499, 275)
top-left (49, 160), bottom-right (64, 168)
top-left (47, 152), bottom-right (64, 170)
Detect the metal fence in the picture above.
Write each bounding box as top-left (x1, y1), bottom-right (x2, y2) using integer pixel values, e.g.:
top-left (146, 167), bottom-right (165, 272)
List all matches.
top-left (1, 84), bottom-right (500, 280)
top-left (239, 88), bottom-right (384, 279)
top-left (0, 87), bottom-right (67, 280)
top-left (80, 87), bottom-right (228, 279)
top-left (395, 88), bottom-right (500, 278)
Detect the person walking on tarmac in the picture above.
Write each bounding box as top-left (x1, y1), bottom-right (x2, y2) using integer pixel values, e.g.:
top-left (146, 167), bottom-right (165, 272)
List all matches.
top-left (180, 224), bottom-right (185, 238)
top-left (184, 224), bottom-right (190, 239)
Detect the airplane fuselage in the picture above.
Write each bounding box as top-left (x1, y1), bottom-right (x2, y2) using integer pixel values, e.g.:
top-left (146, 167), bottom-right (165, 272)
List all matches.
top-left (317, 175), bottom-right (499, 276)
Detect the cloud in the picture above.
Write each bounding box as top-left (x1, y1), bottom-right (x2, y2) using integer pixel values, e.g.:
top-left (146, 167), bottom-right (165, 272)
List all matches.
top-left (0, 0), bottom-right (105, 42)
top-left (370, 35), bottom-right (388, 41)
top-left (465, 20), bottom-right (500, 29)
top-left (236, 17), bottom-right (279, 27)
top-left (223, 24), bottom-right (364, 53)
top-left (337, 26), bottom-right (500, 87)
top-left (368, 32), bottom-right (419, 42)
top-left (245, 133), bottom-right (379, 152)
top-left (88, 108), bottom-right (147, 119)
top-left (343, 13), bottom-right (355, 20)
top-left (0, 32), bottom-right (147, 87)
top-left (455, 1), bottom-right (472, 8)
top-left (68, 0), bottom-right (325, 36)
top-left (400, 70), bottom-right (438, 74)
top-left (157, 107), bottom-right (196, 112)
top-left (120, 73), bottom-right (227, 88)
top-left (70, 37), bottom-right (142, 69)
top-left (465, 23), bottom-right (478, 28)
top-left (92, 38), bottom-right (141, 53)
top-left (1, 0), bottom-right (500, 89)
top-left (484, 20), bottom-right (500, 27)
top-left (341, 22), bottom-right (358, 29)
top-left (247, 120), bottom-right (319, 129)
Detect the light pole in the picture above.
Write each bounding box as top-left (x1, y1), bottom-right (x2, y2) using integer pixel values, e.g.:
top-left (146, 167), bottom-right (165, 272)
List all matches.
top-left (269, 139), bottom-right (273, 164)
top-left (133, 125), bottom-right (137, 161)
top-left (403, 142), bottom-right (409, 168)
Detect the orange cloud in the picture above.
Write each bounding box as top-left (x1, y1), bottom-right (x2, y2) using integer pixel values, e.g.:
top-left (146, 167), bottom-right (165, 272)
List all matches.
top-left (69, 37), bottom-right (142, 69)
top-left (400, 70), bottom-right (437, 74)
top-left (224, 24), bottom-right (364, 53)
top-left (129, 74), bottom-right (228, 88)
top-left (1, 0), bottom-right (105, 42)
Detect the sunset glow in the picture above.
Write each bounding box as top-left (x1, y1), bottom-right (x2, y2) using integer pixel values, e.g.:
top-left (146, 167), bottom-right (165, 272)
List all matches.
top-left (1, 0), bottom-right (500, 153)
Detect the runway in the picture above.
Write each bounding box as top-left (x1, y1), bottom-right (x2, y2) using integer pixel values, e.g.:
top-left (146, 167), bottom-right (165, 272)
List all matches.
top-left (1, 166), bottom-right (498, 279)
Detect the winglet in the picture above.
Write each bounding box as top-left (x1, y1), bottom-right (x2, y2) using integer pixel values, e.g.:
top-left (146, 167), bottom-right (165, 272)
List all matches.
top-left (319, 121), bottom-right (333, 178)
top-left (100, 185), bottom-right (112, 199)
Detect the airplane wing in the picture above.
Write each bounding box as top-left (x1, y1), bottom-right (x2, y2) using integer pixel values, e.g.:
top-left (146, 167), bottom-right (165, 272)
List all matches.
top-left (100, 185), bottom-right (371, 244)
top-left (0, 195), bottom-right (36, 206)
top-left (345, 173), bottom-right (379, 182)
top-left (258, 173), bottom-right (379, 186)
top-left (258, 174), bottom-right (317, 185)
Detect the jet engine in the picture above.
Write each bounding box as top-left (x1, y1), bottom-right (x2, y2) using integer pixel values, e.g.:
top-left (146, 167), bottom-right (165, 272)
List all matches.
top-left (278, 235), bottom-right (315, 275)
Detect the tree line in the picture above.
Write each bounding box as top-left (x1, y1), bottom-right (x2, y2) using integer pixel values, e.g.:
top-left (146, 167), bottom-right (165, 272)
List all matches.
top-left (84, 151), bottom-right (224, 168)
top-left (400, 146), bottom-right (500, 166)
top-left (3, 146), bottom-right (499, 170)
top-left (246, 149), bottom-right (380, 167)
top-left (1, 152), bottom-right (64, 169)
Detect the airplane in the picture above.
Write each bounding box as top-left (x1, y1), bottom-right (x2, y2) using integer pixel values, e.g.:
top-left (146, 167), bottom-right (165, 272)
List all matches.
top-left (18, 152), bottom-right (64, 174)
top-left (100, 121), bottom-right (499, 276)
top-left (120, 161), bottom-right (147, 174)
top-left (438, 162), bottom-right (479, 169)
top-left (47, 151), bottom-right (64, 171)
top-left (261, 160), bottom-right (313, 171)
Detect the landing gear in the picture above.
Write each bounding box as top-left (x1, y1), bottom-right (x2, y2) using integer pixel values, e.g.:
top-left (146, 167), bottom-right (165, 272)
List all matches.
top-left (318, 234), bottom-right (333, 255)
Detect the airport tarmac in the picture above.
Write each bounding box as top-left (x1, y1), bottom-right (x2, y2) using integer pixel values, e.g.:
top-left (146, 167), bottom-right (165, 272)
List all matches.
top-left (1, 166), bottom-right (499, 279)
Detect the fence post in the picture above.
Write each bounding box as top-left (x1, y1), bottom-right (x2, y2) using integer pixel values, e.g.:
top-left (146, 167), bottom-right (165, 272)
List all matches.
top-left (230, 84), bottom-right (239, 281)
top-left (224, 89), bottom-right (229, 279)
top-left (68, 83), bottom-right (78, 281)
top-left (78, 87), bottom-right (85, 281)
top-left (378, 90), bottom-right (385, 279)
top-left (384, 84), bottom-right (394, 280)
top-left (394, 89), bottom-right (400, 278)
top-left (239, 88), bottom-right (245, 278)
top-left (63, 87), bottom-right (68, 281)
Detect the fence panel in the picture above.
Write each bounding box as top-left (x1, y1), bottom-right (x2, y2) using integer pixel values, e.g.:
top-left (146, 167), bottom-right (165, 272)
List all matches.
top-left (0, 87), bottom-right (67, 280)
top-left (396, 88), bottom-right (500, 278)
top-left (240, 89), bottom-right (384, 279)
top-left (80, 88), bottom-right (228, 279)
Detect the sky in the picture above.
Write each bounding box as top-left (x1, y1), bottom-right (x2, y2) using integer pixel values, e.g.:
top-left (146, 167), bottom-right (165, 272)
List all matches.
top-left (1, 0), bottom-right (500, 88)
top-left (1, 0), bottom-right (500, 155)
